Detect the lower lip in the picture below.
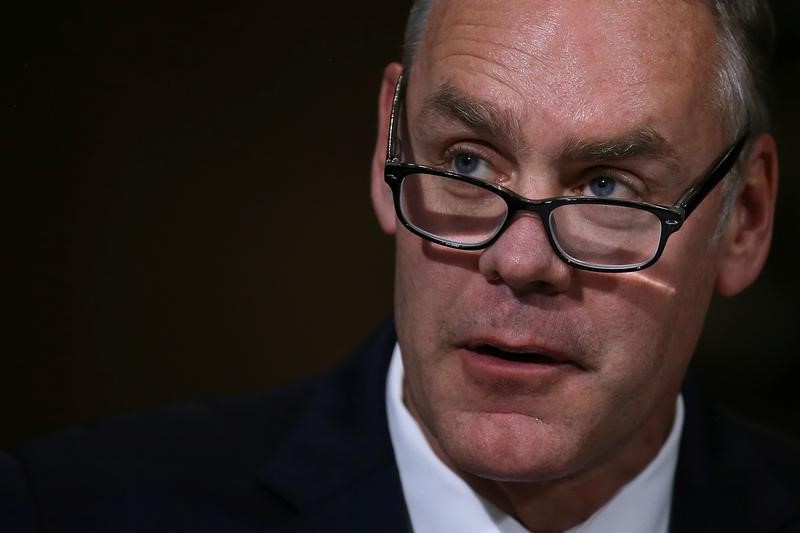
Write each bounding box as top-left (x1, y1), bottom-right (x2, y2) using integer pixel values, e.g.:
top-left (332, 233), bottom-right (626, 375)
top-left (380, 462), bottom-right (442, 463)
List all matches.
top-left (458, 348), bottom-right (580, 384)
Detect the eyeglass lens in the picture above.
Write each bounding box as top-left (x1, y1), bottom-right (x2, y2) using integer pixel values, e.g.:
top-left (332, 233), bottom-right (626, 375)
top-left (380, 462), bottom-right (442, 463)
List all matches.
top-left (399, 172), bottom-right (663, 268)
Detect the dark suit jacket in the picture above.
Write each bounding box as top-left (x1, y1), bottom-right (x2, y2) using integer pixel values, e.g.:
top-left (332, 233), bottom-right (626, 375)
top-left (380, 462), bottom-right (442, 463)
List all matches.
top-left (3, 320), bottom-right (799, 532)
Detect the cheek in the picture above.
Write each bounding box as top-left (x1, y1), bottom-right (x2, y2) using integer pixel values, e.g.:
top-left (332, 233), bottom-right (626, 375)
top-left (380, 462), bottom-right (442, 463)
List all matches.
top-left (393, 231), bottom-right (480, 347)
top-left (574, 285), bottom-right (674, 407)
top-left (587, 232), bottom-right (720, 399)
top-left (392, 231), bottom-right (485, 422)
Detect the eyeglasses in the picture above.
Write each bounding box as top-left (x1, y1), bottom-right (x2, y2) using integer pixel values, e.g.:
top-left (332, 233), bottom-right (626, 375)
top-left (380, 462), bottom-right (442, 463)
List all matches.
top-left (383, 74), bottom-right (749, 272)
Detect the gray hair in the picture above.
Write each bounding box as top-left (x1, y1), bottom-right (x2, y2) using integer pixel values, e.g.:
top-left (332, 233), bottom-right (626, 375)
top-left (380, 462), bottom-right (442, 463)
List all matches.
top-left (710, 0), bottom-right (775, 138)
top-left (400, 0), bottom-right (775, 227)
top-left (709, 0), bottom-right (774, 227)
top-left (402, 0), bottom-right (435, 69)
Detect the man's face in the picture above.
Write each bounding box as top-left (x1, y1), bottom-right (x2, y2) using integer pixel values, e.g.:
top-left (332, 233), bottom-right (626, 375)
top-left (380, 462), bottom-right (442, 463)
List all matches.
top-left (385, 0), bottom-right (736, 482)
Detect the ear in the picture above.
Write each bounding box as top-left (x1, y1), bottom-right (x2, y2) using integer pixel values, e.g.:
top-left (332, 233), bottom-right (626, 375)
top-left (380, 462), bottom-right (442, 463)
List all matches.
top-left (370, 62), bottom-right (403, 236)
top-left (715, 132), bottom-right (779, 296)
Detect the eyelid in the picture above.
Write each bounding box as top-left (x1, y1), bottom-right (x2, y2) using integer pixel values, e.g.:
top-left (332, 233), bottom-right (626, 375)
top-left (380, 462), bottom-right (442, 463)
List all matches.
top-left (443, 142), bottom-right (493, 163)
top-left (442, 143), bottom-right (510, 180)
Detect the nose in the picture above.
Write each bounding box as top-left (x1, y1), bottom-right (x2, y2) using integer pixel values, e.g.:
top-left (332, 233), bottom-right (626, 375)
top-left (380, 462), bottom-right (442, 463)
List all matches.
top-left (478, 212), bottom-right (572, 294)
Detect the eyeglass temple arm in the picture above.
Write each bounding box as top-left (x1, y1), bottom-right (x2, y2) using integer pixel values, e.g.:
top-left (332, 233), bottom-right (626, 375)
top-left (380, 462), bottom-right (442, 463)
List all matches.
top-left (386, 73), bottom-right (406, 163)
top-left (676, 130), bottom-right (749, 217)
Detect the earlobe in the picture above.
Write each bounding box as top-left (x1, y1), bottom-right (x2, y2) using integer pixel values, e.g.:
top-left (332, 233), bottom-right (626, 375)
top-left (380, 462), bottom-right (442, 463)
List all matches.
top-left (715, 133), bottom-right (779, 296)
top-left (370, 62), bottom-right (404, 236)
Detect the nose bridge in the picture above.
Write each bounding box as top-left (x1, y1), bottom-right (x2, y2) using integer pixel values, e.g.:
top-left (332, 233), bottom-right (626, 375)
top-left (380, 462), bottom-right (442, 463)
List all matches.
top-left (517, 195), bottom-right (553, 222)
top-left (500, 208), bottom-right (552, 250)
top-left (502, 195), bottom-right (554, 246)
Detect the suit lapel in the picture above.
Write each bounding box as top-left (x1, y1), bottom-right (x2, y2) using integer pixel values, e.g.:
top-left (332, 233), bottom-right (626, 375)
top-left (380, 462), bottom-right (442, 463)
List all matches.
top-left (670, 374), bottom-right (799, 532)
top-left (257, 320), bottom-right (411, 532)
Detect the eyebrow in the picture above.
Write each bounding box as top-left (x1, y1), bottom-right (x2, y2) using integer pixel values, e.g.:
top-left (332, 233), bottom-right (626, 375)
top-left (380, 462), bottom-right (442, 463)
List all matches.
top-left (418, 82), bottom-right (529, 154)
top-left (417, 82), bottom-right (682, 174)
top-left (560, 128), bottom-right (682, 173)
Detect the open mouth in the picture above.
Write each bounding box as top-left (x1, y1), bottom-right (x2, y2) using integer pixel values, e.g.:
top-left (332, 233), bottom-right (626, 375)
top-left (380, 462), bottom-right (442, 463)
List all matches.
top-left (472, 344), bottom-right (564, 365)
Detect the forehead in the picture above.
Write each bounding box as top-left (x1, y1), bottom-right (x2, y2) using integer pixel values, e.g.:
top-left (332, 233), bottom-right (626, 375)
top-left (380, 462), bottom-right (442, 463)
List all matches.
top-left (411, 0), bottom-right (722, 149)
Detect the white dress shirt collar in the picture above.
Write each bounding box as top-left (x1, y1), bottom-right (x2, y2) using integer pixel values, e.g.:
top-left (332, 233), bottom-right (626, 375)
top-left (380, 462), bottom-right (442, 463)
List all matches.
top-left (386, 343), bottom-right (684, 533)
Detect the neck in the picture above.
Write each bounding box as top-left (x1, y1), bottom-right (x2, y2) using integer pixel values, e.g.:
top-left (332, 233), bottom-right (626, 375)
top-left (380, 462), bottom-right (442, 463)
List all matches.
top-left (464, 413), bottom-right (672, 532)
top-left (405, 391), bottom-right (676, 532)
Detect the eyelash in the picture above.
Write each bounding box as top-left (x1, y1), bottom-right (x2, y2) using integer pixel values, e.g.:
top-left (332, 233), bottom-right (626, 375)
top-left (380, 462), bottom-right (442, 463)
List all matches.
top-left (443, 144), bottom-right (493, 163)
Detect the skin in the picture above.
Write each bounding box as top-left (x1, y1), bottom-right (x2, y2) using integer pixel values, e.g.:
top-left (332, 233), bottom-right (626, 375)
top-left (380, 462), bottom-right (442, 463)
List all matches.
top-left (370, 1), bottom-right (778, 530)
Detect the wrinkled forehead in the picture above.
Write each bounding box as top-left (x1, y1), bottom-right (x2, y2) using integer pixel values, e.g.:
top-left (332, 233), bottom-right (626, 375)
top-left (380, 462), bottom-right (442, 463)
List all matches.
top-left (408, 0), bottom-right (722, 144)
top-left (407, 0), bottom-right (725, 160)
top-left (418, 0), bottom-right (718, 75)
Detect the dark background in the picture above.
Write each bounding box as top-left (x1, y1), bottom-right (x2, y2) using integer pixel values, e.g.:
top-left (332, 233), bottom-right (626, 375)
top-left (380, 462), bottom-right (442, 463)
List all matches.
top-left (4, 1), bottom-right (799, 447)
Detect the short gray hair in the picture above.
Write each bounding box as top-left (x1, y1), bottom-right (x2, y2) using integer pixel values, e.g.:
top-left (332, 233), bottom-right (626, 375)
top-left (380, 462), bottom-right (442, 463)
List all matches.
top-left (710, 0), bottom-right (775, 139)
top-left (708, 0), bottom-right (775, 224)
top-left (402, 0), bottom-right (435, 70)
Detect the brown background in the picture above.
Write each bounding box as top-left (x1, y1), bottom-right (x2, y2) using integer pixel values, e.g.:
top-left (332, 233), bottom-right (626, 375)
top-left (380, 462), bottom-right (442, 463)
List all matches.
top-left (4, 1), bottom-right (800, 447)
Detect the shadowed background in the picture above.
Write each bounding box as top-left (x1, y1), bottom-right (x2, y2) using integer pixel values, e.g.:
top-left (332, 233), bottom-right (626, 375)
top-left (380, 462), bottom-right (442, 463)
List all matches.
top-left (4, 1), bottom-right (799, 446)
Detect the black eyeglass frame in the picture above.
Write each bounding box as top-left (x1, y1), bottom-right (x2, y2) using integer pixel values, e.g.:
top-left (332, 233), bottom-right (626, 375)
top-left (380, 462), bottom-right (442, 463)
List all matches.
top-left (383, 73), bottom-right (750, 273)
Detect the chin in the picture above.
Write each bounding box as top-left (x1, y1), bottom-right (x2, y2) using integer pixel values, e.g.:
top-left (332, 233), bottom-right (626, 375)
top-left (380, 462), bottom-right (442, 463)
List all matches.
top-left (437, 411), bottom-right (586, 483)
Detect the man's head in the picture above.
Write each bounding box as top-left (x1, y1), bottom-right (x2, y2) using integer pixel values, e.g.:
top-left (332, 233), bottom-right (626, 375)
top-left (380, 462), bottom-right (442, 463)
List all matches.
top-left (370, 0), bottom-right (777, 498)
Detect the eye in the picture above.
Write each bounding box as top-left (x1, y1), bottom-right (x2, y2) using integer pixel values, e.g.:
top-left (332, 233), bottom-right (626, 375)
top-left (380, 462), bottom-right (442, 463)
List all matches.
top-left (576, 173), bottom-right (640, 201)
top-left (450, 152), bottom-right (494, 180)
top-left (588, 176), bottom-right (617, 198)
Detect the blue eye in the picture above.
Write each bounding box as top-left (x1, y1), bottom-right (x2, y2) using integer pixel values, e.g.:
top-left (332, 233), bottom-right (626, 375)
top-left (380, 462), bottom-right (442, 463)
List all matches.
top-left (453, 153), bottom-right (482, 175)
top-left (446, 150), bottom-right (498, 182)
top-left (588, 176), bottom-right (617, 197)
